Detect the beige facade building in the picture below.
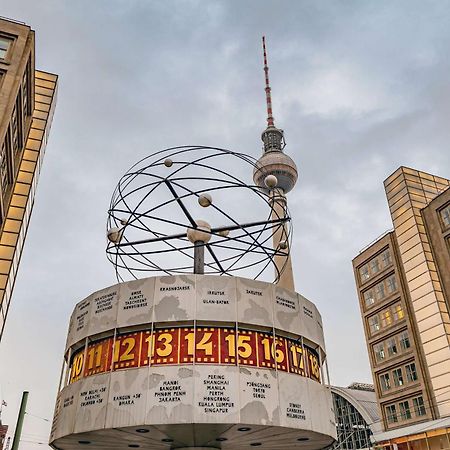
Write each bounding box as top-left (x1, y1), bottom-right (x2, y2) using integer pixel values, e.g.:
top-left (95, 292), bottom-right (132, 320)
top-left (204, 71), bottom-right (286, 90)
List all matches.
top-left (353, 167), bottom-right (450, 450)
top-left (0, 17), bottom-right (58, 340)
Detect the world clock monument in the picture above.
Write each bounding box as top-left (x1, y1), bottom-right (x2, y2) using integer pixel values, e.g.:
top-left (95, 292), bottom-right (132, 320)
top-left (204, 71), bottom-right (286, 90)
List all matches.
top-left (49, 38), bottom-right (336, 450)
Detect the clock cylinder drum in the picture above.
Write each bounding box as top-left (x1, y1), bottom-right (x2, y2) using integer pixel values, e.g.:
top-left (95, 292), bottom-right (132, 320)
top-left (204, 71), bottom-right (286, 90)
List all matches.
top-left (50, 275), bottom-right (336, 450)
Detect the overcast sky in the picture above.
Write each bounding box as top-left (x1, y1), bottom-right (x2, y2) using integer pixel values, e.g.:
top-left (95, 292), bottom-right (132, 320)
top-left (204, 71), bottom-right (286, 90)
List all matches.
top-left (1, 1), bottom-right (450, 448)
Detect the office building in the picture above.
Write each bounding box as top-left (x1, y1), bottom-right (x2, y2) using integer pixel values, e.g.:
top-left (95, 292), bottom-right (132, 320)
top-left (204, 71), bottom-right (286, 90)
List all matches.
top-left (0, 17), bottom-right (58, 340)
top-left (353, 167), bottom-right (450, 449)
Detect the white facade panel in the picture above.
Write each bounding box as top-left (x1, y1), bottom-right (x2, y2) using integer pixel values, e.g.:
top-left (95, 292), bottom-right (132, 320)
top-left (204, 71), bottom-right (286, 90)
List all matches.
top-left (117, 278), bottom-right (155, 328)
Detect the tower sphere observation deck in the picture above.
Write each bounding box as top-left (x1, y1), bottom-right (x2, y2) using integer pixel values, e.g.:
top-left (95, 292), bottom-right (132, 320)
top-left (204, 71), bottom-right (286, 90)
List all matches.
top-left (253, 145), bottom-right (298, 194)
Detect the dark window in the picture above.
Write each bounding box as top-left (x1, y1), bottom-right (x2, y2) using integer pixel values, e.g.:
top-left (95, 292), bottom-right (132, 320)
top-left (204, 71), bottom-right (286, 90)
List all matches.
top-left (393, 368), bottom-right (404, 387)
top-left (399, 331), bottom-right (410, 351)
top-left (386, 405), bottom-right (397, 423)
top-left (399, 401), bottom-right (411, 420)
top-left (406, 363), bottom-right (418, 382)
top-left (413, 397), bottom-right (426, 417)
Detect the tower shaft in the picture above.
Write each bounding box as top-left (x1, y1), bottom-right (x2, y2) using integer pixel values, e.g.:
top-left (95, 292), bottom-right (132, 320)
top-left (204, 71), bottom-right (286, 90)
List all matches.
top-left (271, 189), bottom-right (295, 290)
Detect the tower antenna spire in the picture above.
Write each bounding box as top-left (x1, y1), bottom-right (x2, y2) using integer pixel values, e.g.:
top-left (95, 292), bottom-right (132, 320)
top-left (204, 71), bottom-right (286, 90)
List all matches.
top-left (262, 36), bottom-right (275, 127)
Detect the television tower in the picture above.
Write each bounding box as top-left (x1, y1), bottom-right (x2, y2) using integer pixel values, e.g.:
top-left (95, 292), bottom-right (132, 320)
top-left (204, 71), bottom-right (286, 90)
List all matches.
top-left (253, 36), bottom-right (298, 290)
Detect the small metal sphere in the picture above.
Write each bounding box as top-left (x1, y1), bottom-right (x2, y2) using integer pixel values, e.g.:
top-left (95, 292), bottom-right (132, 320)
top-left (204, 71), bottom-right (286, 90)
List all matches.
top-left (164, 158), bottom-right (173, 167)
top-left (107, 227), bottom-right (123, 244)
top-left (279, 240), bottom-right (288, 250)
top-left (198, 193), bottom-right (212, 207)
top-left (120, 218), bottom-right (128, 226)
top-left (264, 174), bottom-right (278, 189)
top-left (187, 220), bottom-right (212, 243)
top-left (217, 229), bottom-right (230, 237)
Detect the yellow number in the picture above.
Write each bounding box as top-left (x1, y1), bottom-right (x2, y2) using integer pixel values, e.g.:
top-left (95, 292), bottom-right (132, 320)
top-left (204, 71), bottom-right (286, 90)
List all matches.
top-left (184, 332), bottom-right (195, 355)
top-left (261, 337), bottom-right (271, 360)
top-left (309, 353), bottom-right (320, 380)
top-left (261, 337), bottom-right (284, 363)
top-left (237, 335), bottom-right (252, 358)
top-left (95, 346), bottom-right (102, 367)
top-left (289, 344), bottom-right (304, 369)
top-left (113, 341), bottom-right (120, 362)
top-left (225, 333), bottom-right (236, 357)
top-left (274, 339), bottom-right (285, 363)
top-left (121, 337), bottom-right (135, 361)
top-left (197, 332), bottom-right (213, 355)
top-left (113, 337), bottom-right (136, 362)
top-left (225, 333), bottom-right (252, 359)
top-left (70, 352), bottom-right (84, 382)
top-left (156, 333), bottom-right (173, 357)
top-left (87, 348), bottom-right (95, 370)
top-left (87, 345), bottom-right (102, 370)
top-left (145, 334), bottom-right (155, 358)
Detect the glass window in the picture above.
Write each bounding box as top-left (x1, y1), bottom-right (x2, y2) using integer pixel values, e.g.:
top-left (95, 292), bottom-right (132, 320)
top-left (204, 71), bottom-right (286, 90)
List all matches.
top-left (360, 264), bottom-right (369, 282)
top-left (380, 373), bottom-right (391, 391)
top-left (393, 303), bottom-right (404, 321)
top-left (387, 338), bottom-right (398, 357)
top-left (0, 37), bottom-right (12, 59)
top-left (413, 397), bottom-right (426, 416)
top-left (382, 249), bottom-right (392, 267)
top-left (399, 400), bottom-right (411, 420)
top-left (393, 368), bottom-right (404, 387)
top-left (375, 282), bottom-right (386, 300)
top-left (370, 258), bottom-right (380, 274)
top-left (22, 71), bottom-right (29, 117)
top-left (12, 105), bottom-right (18, 150)
top-left (386, 404), bottom-right (398, 423)
top-left (406, 363), bottom-right (418, 382)
top-left (441, 205), bottom-right (450, 228)
top-left (364, 289), bottom-right (375, 307)
top-left (399, 331), bottom-right (410, 351)
top-left (382, 309), bottom-right (392, 327)
top-left (387, 275), bottom-right (397, 293)
top-left (369, 315), bottom-right (380, 334)
top-left (0, 140), bottom-right (9, 192)
top-left (374, 342), bottom-right (385, 362)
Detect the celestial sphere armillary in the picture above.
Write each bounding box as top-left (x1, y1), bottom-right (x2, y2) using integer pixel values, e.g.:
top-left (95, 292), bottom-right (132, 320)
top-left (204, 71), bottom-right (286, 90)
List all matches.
top-left (106, 145), bottom-right (293, 283)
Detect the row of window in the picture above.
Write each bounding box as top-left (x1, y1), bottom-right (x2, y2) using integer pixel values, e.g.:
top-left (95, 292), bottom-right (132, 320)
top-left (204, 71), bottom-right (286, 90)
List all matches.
top-left (363, 274), bottom-right (398, 308)
top-left (379, 362), bottom-right (418, 392)
top-left (373, 331), bottom-right (411, 363)
top-left (0, 59), bottom-right (32, 203)
top-left (386, 396), bottom-right (426, 424)
top-left (368, 302), bottom-right (405, 335)
top-left (441, 204), bottom-right (450, 228)
top-left (359, 249), bottom-right (392, 283)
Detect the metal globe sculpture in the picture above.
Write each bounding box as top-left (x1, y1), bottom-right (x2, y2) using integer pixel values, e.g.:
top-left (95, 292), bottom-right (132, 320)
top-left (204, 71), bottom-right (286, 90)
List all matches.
top-left (106, 146), bottom-right (292, 283)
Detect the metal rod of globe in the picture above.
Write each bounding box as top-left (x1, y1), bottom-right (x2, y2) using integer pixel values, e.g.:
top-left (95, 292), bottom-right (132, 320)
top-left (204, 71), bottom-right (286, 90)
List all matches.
top-left (113, 217), bottom-right (290, 248)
